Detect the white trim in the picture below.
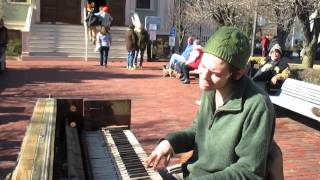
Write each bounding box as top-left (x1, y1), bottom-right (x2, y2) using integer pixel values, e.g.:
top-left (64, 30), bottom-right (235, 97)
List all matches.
top-left (23, 5), bottom-right (34, 32)
top-left (125, 0), bottom-right (136, 26)
top-left (6, 0), bottom-right (29, 4)
top-left (35, 0), bottom-right (40, 23)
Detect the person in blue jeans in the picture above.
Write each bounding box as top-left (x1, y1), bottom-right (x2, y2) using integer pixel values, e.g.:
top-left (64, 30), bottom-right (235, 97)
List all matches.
top-left (168, 36), bottom-right (194, 70)
top-left (125, 24), bottom-right (137, 70)
top-left (162, 36), bottom-right (194, 77)
top-left (96, 26), bottom-right (112, 67)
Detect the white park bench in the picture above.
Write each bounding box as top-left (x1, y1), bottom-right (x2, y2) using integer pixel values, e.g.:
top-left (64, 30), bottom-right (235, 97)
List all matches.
top-left (269, 78), bottom-right (320, 122)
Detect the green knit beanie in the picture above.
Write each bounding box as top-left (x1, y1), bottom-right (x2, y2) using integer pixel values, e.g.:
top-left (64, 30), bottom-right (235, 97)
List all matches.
top-left (203, 26), bottom-right (250, 69)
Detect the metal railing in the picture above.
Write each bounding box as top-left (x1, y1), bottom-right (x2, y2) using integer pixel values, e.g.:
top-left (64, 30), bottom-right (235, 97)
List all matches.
top-left (186, 21), bottom-right (216, 45)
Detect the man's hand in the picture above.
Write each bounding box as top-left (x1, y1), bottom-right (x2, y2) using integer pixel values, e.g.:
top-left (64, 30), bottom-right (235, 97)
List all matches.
top-left (271, 76), bottom-right (278, 85)
top-left (144, 140), bottom-right (173, 170)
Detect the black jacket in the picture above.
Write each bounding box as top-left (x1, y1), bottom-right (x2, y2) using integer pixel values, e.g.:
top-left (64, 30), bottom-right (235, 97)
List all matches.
top-left (0, 27), bottom-right (8, 47)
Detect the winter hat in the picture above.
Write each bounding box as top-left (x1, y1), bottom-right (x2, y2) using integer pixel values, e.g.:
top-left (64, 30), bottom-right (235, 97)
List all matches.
top-left (203, 26), bottom-right (250, 69)
top-left (102, 6), bottom-right (109, 13)
top-left (269, 43), bottom-right (282, 55)
top-left (86, 3), bottom-right (92, 9)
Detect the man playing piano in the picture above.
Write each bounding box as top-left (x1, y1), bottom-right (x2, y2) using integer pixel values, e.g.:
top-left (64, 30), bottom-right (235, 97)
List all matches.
top-left (145, 26), bottom-right (282, 179)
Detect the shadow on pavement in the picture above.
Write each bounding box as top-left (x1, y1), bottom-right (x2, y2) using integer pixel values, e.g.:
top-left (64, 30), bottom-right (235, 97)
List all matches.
top-left (275, 105), bottom-right (320, 131)
top-left (0, 66), bottom-right (159, 94)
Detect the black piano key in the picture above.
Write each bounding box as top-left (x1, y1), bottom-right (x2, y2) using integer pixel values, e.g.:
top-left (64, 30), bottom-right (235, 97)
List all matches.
top-left (109, 129), bottom-right (151, 179)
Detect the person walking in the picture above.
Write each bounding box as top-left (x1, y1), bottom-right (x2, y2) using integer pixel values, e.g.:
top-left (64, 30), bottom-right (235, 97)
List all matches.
top-left (95, 5), bottom-right (113, 29)
top-left (0, 18), bottom-right (8, 71)
top-left (126, 24), bottom-right (137, 70)
top-left (261, 35), bottom-right (270, 57)
top-left (145, 26), bottom-right (282, 179)
top-left (88, 0), bottom-right (105, 13)
top-left (85, 2), bottom-right (99, 44)
top-left (96, 26), bottom-right (112, 67)
top-left (134, 25), bottom-right (149, 69)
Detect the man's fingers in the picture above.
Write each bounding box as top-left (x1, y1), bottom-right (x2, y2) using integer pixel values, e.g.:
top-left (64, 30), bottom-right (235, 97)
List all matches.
top-left (152, 154), bottom-right (162, 170)
top-left (164, 152), bottom-right (172, 167)
top-left (144, 152), bottom-right (156, 167)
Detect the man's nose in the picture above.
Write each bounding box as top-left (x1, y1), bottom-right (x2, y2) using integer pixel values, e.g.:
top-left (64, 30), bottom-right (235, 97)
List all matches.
top-left (200, 68), bottom-right (210, 79)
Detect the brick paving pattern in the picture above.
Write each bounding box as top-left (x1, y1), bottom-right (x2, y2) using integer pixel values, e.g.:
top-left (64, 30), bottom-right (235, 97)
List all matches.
top-left (0, 59), bottom-right (319, 179)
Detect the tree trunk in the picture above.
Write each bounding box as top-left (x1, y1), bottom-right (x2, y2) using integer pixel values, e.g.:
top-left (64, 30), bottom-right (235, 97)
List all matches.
top-left (302, 41), bottom-right (317, 68)
top-left (178, 25), bottom-right (185, 53)
top-left (276, 25), bottom-right (289, 55)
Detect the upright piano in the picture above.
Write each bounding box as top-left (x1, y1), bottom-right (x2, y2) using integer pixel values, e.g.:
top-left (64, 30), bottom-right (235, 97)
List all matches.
top-left (10, 98), bottom-right (162, 180)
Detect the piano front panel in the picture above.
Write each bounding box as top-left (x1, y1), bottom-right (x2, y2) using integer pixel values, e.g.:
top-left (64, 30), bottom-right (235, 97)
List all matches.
top-left (83, 100), bottom-right (131, 131)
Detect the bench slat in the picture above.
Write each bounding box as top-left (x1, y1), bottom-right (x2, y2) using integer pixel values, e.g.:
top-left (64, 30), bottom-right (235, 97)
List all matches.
top-left (280, 89), bottom-right (320, 106)
top-left (270, 94), bottom-right (320, 122)
top-left (282, 81), bottom-right (320, 99)
top-left (269, 78), bottom-right (320, 122)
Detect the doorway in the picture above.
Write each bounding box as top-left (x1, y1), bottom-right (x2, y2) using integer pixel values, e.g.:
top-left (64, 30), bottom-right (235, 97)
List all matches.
top-left (41, 0), bottom-right (81, 24)
top-left (108, 0), bottom-right (126, 26)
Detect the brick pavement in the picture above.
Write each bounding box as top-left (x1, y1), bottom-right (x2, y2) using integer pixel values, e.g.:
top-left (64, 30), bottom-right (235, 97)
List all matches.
top-left (0, 59), bottom-right (319, 179)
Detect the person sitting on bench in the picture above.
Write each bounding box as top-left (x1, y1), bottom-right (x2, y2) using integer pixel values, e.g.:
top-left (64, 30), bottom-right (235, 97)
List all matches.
top-left (175, 39), bottom-right (203, 84)
top-left (249, 44), bottom-right (290, 91)
top-left (163, 36), bottom-right (194, 77)
top-left (145, 26), bottom-right (281, 179)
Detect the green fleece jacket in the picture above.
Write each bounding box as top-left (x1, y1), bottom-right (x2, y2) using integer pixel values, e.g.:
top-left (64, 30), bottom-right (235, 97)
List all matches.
top-left (166, 76), bottom-right (275, 180)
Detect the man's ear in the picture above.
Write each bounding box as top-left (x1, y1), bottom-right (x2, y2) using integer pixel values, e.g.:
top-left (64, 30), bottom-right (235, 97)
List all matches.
top-left (232, 69), bottom-right (246, 80)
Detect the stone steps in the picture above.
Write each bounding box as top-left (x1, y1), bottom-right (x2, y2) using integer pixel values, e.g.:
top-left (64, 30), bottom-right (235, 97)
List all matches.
top-left (25, 24), bottom-right (128, 59)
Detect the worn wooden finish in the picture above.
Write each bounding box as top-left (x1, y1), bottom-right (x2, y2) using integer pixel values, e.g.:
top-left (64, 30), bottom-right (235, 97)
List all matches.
top-left (11, 98), bottom-right (132, 180)
top-left (65, 121), bottom-right (86, 180)
top-left (11, 98), bottom-right (57, 180)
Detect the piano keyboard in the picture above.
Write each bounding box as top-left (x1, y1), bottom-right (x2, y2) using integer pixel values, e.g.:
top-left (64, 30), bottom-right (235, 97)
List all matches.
top-left (83, 131), bottom-right (121, 180)
top-left (82, 128), bottom-right (162, 180)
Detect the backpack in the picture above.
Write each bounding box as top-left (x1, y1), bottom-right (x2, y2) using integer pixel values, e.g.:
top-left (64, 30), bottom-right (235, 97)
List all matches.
top-left (86, 13), bottom-right (100, 27)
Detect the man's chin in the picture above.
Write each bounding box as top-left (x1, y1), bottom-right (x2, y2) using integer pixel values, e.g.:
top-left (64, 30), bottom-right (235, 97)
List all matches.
top-left (199, 84), bottom-right (214, 91)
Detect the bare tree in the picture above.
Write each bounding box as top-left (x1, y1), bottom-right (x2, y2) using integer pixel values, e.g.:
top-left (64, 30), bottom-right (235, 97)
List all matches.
top-left (167, 0), bottom-right (254, 52)
top-left (0, 0), bottom-right (4, 18)
top-left (167, 0), bottom-right (197, 52)
top-left (269, 0), bottom-right (320, 67)
top-left (184, 0), bottom-right (254, 28)
top-left (184, 0), bottom-right (320, 67)
top-left (295, 1), bottom-right (320, 67)
top-left (267, 0), bottom-right (296, 51)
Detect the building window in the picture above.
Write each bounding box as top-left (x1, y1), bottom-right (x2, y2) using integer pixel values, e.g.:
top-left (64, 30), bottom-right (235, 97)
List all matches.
top-left (136, 0), bottom-right (151, 9)
top-left (7, 0), bottom-right (28, 3)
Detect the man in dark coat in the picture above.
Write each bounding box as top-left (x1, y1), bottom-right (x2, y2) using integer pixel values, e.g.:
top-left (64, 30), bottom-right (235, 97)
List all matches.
top-left (134, 25), bottom-right (149, 68)
top-left (0, 18), bottom-right (8, 70)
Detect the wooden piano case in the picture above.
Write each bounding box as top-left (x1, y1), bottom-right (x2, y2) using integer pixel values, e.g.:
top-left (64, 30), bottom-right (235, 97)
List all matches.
top-left (10, 98), bottom-right (131, 180)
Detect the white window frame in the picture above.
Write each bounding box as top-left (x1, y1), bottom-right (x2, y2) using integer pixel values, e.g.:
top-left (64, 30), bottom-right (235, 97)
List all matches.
top-left (136, 0), bottom-right (154, 11)
top-left (7, 0), bottom-right (30, 4)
